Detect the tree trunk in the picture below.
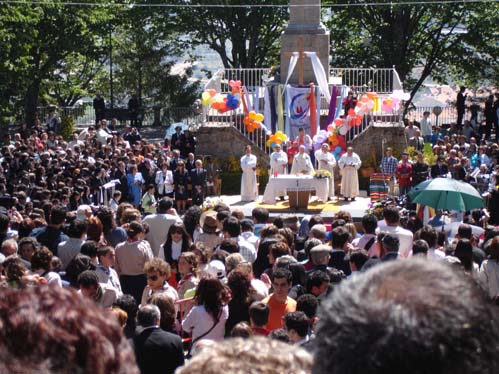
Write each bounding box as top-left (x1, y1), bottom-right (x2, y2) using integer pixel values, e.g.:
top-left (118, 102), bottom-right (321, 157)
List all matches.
top-left (24, 80), bottom-right (41, 127)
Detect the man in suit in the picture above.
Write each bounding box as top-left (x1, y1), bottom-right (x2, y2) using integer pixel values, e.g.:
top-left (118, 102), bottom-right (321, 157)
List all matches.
top-left (170, 126), bottom-right (183, 151)
top-left (430, 156), bottom-right (449, 178)
top-left (132, 304), bottom-right (184, 374)
top-left (190, 159), bottom-right (207, 206)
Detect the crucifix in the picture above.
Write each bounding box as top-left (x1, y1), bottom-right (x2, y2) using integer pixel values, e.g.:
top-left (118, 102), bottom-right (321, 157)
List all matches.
top-left (284, 36), bottom-right (319, 86)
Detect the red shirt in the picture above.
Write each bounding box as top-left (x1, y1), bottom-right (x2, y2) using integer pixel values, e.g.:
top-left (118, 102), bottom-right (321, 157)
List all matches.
top-left (397, 161), bottom-right (413, 186)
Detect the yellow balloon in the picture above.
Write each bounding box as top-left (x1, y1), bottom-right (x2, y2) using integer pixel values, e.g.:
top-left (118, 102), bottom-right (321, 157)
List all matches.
top-left (254, 113), bottom-right (264, 122)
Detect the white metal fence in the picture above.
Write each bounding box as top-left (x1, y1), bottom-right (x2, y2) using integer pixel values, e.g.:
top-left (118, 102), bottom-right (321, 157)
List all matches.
top-left (202, 67), bottom-right (405, 150)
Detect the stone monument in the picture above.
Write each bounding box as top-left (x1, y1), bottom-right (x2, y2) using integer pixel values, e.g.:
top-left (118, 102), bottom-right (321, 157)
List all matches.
top-left (280, 0), bottom-right (330, 86)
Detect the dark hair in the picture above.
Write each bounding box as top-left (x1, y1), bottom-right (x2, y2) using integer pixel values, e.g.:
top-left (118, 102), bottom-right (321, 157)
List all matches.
top-left (412, 239), bottom-right (429, 256)
top-left (457, 224), bottom-right (473, 240)
top-left (240, 218), bottom-right (254, 232)
top-left (271, 268), bottom-right (293, 284)
top-left (454, 239), bottom-right (474, 272)
top-left (97, 246), bottom-right (114, 260)
top-left (77, 270), bottom-right (99, 288)
top-left (227, 270), bottom-right (252, 304)
top-left (66, 219), bottom-right (88, 238)
top-left (417, 225), bottom-right (437, 248)
top-left (183, 205), bottom-right (202, 238)
top-left (284, 311), bottom-right (309, 338)
top-left (331, 226), bottom-right (350, 249)
top-left (157, 197), bottom-right (173, 213)
top-left (361, 214), bottom-right (378, 234)
top-left (268, 328), bottom-right (290, 343)
top-left (194, 276), bottom-right (230, 320)
top-left (96, 207), bottom-right (115, 233)
top-left (0, 286), bottom-right (137, 374)
top-left (81, 240), bottom-right (99, 258)
top-left (348, 249), bottom-right (369, 270)
top-left (289, 262), bottom-right (307, 287)
top-left (296, 294), bottom-right (319, 319)
top-left (313, 258), bottom-right (499, 374)
top-left (308, 215), bottom-right (324, 230)
top-left (223, 216), bottom-right (241, 237)
top-left (251, 208), bottom-right (269, 224)
top-left (31, 247), bottom-right (53, 271)
top-left (230, 322), bottom-right (253, 338)
top-left (126, 221), bottom-right (144, 238)
top-left (383, 205), bottom-right (400, 224)
top-left (249, 301), bottom-right (269, 327)
top-left (113, 294), bottom-right (138, 338)
top-left (64, 254), bottom-right (96, 288)
top-left (219, 239), bottom-right (239, 254)
top-left (49, 206), bottom-right (67, 225)
top-left (270, 241), bottom-right (291, 261)
top-left (150, 294), bottom-right (176, 332)
top-left (306, 270), bottom-right (330, 294)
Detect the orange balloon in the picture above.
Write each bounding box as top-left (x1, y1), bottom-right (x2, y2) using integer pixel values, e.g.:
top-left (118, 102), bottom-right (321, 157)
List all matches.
top-left (348, 108), bottom-right (356, 116)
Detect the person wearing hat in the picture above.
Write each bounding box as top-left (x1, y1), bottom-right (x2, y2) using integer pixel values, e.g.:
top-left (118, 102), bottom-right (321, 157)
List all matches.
top-left (171, 126), bottom-right (183, 151)
top-left (396, 152), bottom-right (413, 196)
top-left (196, 211), bottom-right (222, 252)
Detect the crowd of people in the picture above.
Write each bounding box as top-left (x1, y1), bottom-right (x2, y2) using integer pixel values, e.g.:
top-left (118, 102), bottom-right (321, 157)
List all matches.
top-left (0, 109), bottom-right (498, 373)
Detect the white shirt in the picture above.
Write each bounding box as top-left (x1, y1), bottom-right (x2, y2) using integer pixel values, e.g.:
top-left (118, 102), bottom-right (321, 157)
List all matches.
top-left (376, 225), bottom-right (414, 259)
top-left (478, 259), bottom-right (499, 299)
top-left (143, 213), bottom-right (182, 257)
top-left (338, 153), bottom-right (362, 170)
top-left (420, 117), bottom-right (432, 136)
top-left (352, 234), bottom-right (378, 257)
top-left (182, 304), bottom-right (229, 343)
top-left (159, 240), bottom-right (183, 261)
top-left (58, 238), bottom-right (84, 270)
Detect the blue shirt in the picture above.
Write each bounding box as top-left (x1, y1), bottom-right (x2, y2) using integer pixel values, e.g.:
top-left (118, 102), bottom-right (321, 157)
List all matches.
top-left (381, 156), bottom-right (398, 177)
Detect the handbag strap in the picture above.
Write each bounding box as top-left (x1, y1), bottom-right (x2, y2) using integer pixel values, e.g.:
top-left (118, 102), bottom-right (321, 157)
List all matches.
top-left (186, 310), bottom-right (221, 357)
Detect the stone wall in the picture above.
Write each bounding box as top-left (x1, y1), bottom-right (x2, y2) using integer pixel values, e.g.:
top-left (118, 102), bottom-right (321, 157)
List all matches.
top-left (195, 125), bottom-right (270, 169)
top-left (350, 124), bottom-right (408, 162)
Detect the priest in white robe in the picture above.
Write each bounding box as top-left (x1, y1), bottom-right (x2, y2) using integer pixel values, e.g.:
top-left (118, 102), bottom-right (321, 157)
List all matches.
top-left (240, 145), bottom-right (258, 202)
top-left (338, 146), bottom-right (362, 201)
top-left (270, 143), bottom-right (288, 199)
top-left (315, 143), bottom-right (336, 199)
top-left (291, 145), bottom-right (314, 175)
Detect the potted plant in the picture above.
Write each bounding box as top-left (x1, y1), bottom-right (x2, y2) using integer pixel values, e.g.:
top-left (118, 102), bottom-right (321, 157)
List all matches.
top-left (360, 150), bottom-right (377, 178)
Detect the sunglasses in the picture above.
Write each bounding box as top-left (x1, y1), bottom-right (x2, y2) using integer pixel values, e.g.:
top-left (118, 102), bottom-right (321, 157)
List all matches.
top-left (147, 275), bottom-right (159, 281)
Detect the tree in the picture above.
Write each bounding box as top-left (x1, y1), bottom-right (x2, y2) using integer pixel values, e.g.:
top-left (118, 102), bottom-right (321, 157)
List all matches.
top-left (176, 0), bottom-right (288, 68)
top-left (109, 2), bottom-right (200, 111)
top-left (0, 1), bottom-right (111, 126)
top-left (324, 0), bottom-right (499, 105)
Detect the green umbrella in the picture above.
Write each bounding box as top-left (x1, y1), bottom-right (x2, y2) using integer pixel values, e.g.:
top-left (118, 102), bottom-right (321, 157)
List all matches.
top-left (411, 178), bottom-right (484, 211)
top-left (407, 179), bottom-right (432, 200)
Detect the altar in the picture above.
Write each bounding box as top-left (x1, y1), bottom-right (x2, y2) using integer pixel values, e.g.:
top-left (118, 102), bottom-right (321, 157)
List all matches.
top-left (262, 175), bottom-right (329, 204)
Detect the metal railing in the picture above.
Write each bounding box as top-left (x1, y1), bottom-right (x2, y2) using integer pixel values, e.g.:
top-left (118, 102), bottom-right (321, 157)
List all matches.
top-left (329, 67), bottom-right (403, 94)
top-left (408, 105), bottom-right (483, 126)
top-left (202, 67), bottom-right (404, 149)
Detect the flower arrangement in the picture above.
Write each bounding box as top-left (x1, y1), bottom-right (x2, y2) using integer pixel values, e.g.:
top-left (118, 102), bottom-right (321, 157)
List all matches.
top-left (366, 201), bottom-right (385, 220)
top-left (314, 169), bottom-right (332, 179)
top-left (202, 196), bottom-right (224, 212)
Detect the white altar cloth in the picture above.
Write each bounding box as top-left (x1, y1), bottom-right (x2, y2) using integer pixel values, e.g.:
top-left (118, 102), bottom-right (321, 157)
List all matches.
top-left (262, 175), bottom-right (329, 204)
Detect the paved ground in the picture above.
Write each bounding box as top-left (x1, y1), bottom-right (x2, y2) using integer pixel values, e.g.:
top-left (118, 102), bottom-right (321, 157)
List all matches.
top-left (219, 194), bottom-right (371, 221)
top-left (141, 126), bottom-right (370, 221)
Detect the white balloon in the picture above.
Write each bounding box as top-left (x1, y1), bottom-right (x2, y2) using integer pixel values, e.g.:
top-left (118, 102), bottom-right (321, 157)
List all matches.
top-left (339, 125), bottom-right (349, 135)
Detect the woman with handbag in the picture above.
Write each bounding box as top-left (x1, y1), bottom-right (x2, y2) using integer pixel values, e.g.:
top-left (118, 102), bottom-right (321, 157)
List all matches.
top-left (182, 276), bottom-right (230, 346)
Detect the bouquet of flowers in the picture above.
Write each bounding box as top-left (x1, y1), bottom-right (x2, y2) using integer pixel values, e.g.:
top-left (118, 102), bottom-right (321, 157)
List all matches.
top-left (314, 169), bottom-right (332, 179)
top-left (366, 201), bottom-right (385, 220)
top-left (202, 196), bottom-right (224, 212)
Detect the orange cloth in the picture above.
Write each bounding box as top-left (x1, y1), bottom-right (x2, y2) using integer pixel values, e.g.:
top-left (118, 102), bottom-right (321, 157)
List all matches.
top-left (262, 294), bottom-right (297, 331)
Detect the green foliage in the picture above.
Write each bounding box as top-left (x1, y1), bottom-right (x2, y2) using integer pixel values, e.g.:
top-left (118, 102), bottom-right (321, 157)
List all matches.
top-left (176, 0), bottom-right (287, 68)
top-left (324, 1), bottom-right (499, 106)
top-left (59, 115), bottom-right (75, 141)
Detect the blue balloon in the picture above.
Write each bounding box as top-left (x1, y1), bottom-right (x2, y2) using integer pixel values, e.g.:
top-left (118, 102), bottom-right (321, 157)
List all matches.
top-left (335, 146), bottom-right (342, 153)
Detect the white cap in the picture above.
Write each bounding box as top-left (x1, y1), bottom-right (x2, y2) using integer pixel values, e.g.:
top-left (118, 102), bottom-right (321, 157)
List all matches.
top-left (207, 260), bottom-right (226, 280)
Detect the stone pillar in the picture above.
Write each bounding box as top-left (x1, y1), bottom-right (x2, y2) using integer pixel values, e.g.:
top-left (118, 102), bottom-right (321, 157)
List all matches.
top-left (280, 0), bottom-right (330, 85)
